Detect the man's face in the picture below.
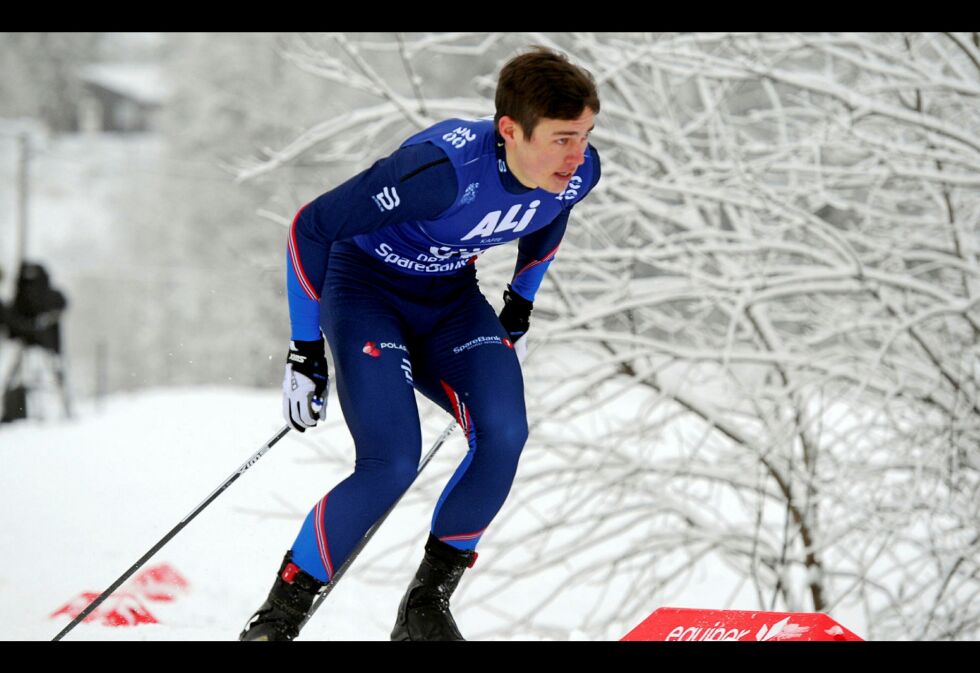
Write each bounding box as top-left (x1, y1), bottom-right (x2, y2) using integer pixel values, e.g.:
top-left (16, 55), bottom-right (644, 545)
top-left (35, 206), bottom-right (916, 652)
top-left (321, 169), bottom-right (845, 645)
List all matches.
top-left (499, 108), bottom-right (595, 194)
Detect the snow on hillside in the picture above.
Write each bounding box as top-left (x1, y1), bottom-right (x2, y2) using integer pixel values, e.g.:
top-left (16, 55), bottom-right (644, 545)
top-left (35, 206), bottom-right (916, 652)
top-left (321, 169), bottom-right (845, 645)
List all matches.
top-left (1, 386), bottom-right (470, 641)
top-left (1, 377), bottom-right (870, 641)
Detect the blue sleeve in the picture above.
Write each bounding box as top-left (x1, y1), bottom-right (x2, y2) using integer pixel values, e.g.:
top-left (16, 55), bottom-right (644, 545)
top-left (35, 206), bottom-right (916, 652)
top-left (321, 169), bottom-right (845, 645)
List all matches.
top-left (287, 142), bottom-right (457, 340)
top-left (509, 145), bottom-right (601, 302)
top-left (510, 210), bottom-right (569, 302)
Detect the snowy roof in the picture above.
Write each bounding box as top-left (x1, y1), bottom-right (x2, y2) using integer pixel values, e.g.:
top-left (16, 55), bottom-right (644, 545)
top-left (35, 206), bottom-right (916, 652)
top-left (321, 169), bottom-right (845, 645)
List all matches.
top-left (78, 63), bottom-right (171, 106)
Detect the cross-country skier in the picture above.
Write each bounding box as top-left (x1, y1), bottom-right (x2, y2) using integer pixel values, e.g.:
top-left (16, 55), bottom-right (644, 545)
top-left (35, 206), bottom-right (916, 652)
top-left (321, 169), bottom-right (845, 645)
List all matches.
top-left (240, 46), bottom-right (601, 641)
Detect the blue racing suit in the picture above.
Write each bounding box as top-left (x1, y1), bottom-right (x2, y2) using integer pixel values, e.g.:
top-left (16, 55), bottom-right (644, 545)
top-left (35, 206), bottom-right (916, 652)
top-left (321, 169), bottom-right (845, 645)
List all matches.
top-left (284, 117), bottom-right (600, 581)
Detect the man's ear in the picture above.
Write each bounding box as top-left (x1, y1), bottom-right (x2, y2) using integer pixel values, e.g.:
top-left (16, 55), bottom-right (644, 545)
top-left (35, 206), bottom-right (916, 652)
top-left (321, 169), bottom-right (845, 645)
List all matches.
top-left (498, 115), bottom-right (523, 144)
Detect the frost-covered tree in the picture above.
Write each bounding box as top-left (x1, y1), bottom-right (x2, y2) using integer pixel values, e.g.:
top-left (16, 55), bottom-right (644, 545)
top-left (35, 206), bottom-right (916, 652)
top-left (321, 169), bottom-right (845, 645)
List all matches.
top-left (236, 33), bottom-right (980, 641)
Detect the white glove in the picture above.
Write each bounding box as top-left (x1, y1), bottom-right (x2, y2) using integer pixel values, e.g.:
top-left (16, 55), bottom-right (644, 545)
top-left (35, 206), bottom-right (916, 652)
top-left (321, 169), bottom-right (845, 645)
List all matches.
top-left (282, 339), bottom-right (329, 432)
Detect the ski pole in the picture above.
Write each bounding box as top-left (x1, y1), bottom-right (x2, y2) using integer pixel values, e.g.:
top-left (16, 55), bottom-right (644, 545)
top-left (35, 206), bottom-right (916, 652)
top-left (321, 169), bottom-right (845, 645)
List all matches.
top-left (52, 424), bottom-right (292, 641)
top-left (299, 418), bottom-right (458, 631)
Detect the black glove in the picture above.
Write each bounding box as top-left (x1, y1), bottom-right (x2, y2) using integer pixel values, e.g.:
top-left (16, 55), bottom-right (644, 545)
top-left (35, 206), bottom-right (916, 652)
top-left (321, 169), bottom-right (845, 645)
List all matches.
top-left (498, 285), bottom-right (532, 360)
top-left (282, 337), bottom-right (329, 432)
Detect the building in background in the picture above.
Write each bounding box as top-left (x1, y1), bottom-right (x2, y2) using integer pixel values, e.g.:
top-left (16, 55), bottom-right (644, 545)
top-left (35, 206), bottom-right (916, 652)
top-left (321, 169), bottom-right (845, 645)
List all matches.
top-left (77, 63), bottom-right (169, 134)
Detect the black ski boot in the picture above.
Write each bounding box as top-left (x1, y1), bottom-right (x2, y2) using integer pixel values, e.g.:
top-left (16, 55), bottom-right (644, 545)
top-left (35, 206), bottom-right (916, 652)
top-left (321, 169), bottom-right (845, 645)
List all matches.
top-left (391, 533), bottom-right (478, 641)
top-left (239, 551), bottom-right (325, 641)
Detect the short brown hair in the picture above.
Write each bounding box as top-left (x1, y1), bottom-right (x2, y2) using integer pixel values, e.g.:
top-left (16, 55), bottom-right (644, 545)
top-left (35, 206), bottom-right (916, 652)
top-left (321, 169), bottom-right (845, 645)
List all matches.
top-left (494, 46), bottom-right (600, 140)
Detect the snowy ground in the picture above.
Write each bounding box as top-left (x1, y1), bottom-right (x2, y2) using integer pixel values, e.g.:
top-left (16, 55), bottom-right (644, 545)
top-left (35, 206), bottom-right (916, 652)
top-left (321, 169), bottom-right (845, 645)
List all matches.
top-left (5, 383), bottom-right (660, 641)
top-left (1, 382), bottom-right (871, 642)
top-left (0, 386), bottom-right (458, 641)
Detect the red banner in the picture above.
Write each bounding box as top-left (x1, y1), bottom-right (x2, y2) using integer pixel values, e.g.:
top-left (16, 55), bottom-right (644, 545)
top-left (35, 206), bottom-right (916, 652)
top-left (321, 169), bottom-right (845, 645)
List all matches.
top-left (622, 607), bottom-right (863, 641)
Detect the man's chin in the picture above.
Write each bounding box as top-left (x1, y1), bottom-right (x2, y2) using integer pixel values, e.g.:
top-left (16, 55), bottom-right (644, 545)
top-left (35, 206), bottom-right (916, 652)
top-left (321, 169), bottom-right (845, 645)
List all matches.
top-left (544, 175), bottom-right (573, 193)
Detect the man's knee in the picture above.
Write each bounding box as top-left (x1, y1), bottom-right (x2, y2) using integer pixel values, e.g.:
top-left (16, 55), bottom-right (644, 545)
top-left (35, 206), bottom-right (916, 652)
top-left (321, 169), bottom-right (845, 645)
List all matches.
top-left (354, 453), bottom-right (419, 493)
top-left (478, 414), bottom-right (528, 458)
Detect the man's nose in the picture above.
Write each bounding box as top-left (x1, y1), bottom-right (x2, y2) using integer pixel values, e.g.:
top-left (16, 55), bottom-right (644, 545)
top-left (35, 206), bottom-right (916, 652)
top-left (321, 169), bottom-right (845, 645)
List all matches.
top-left (567, 144), bottom-right (586, 167)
